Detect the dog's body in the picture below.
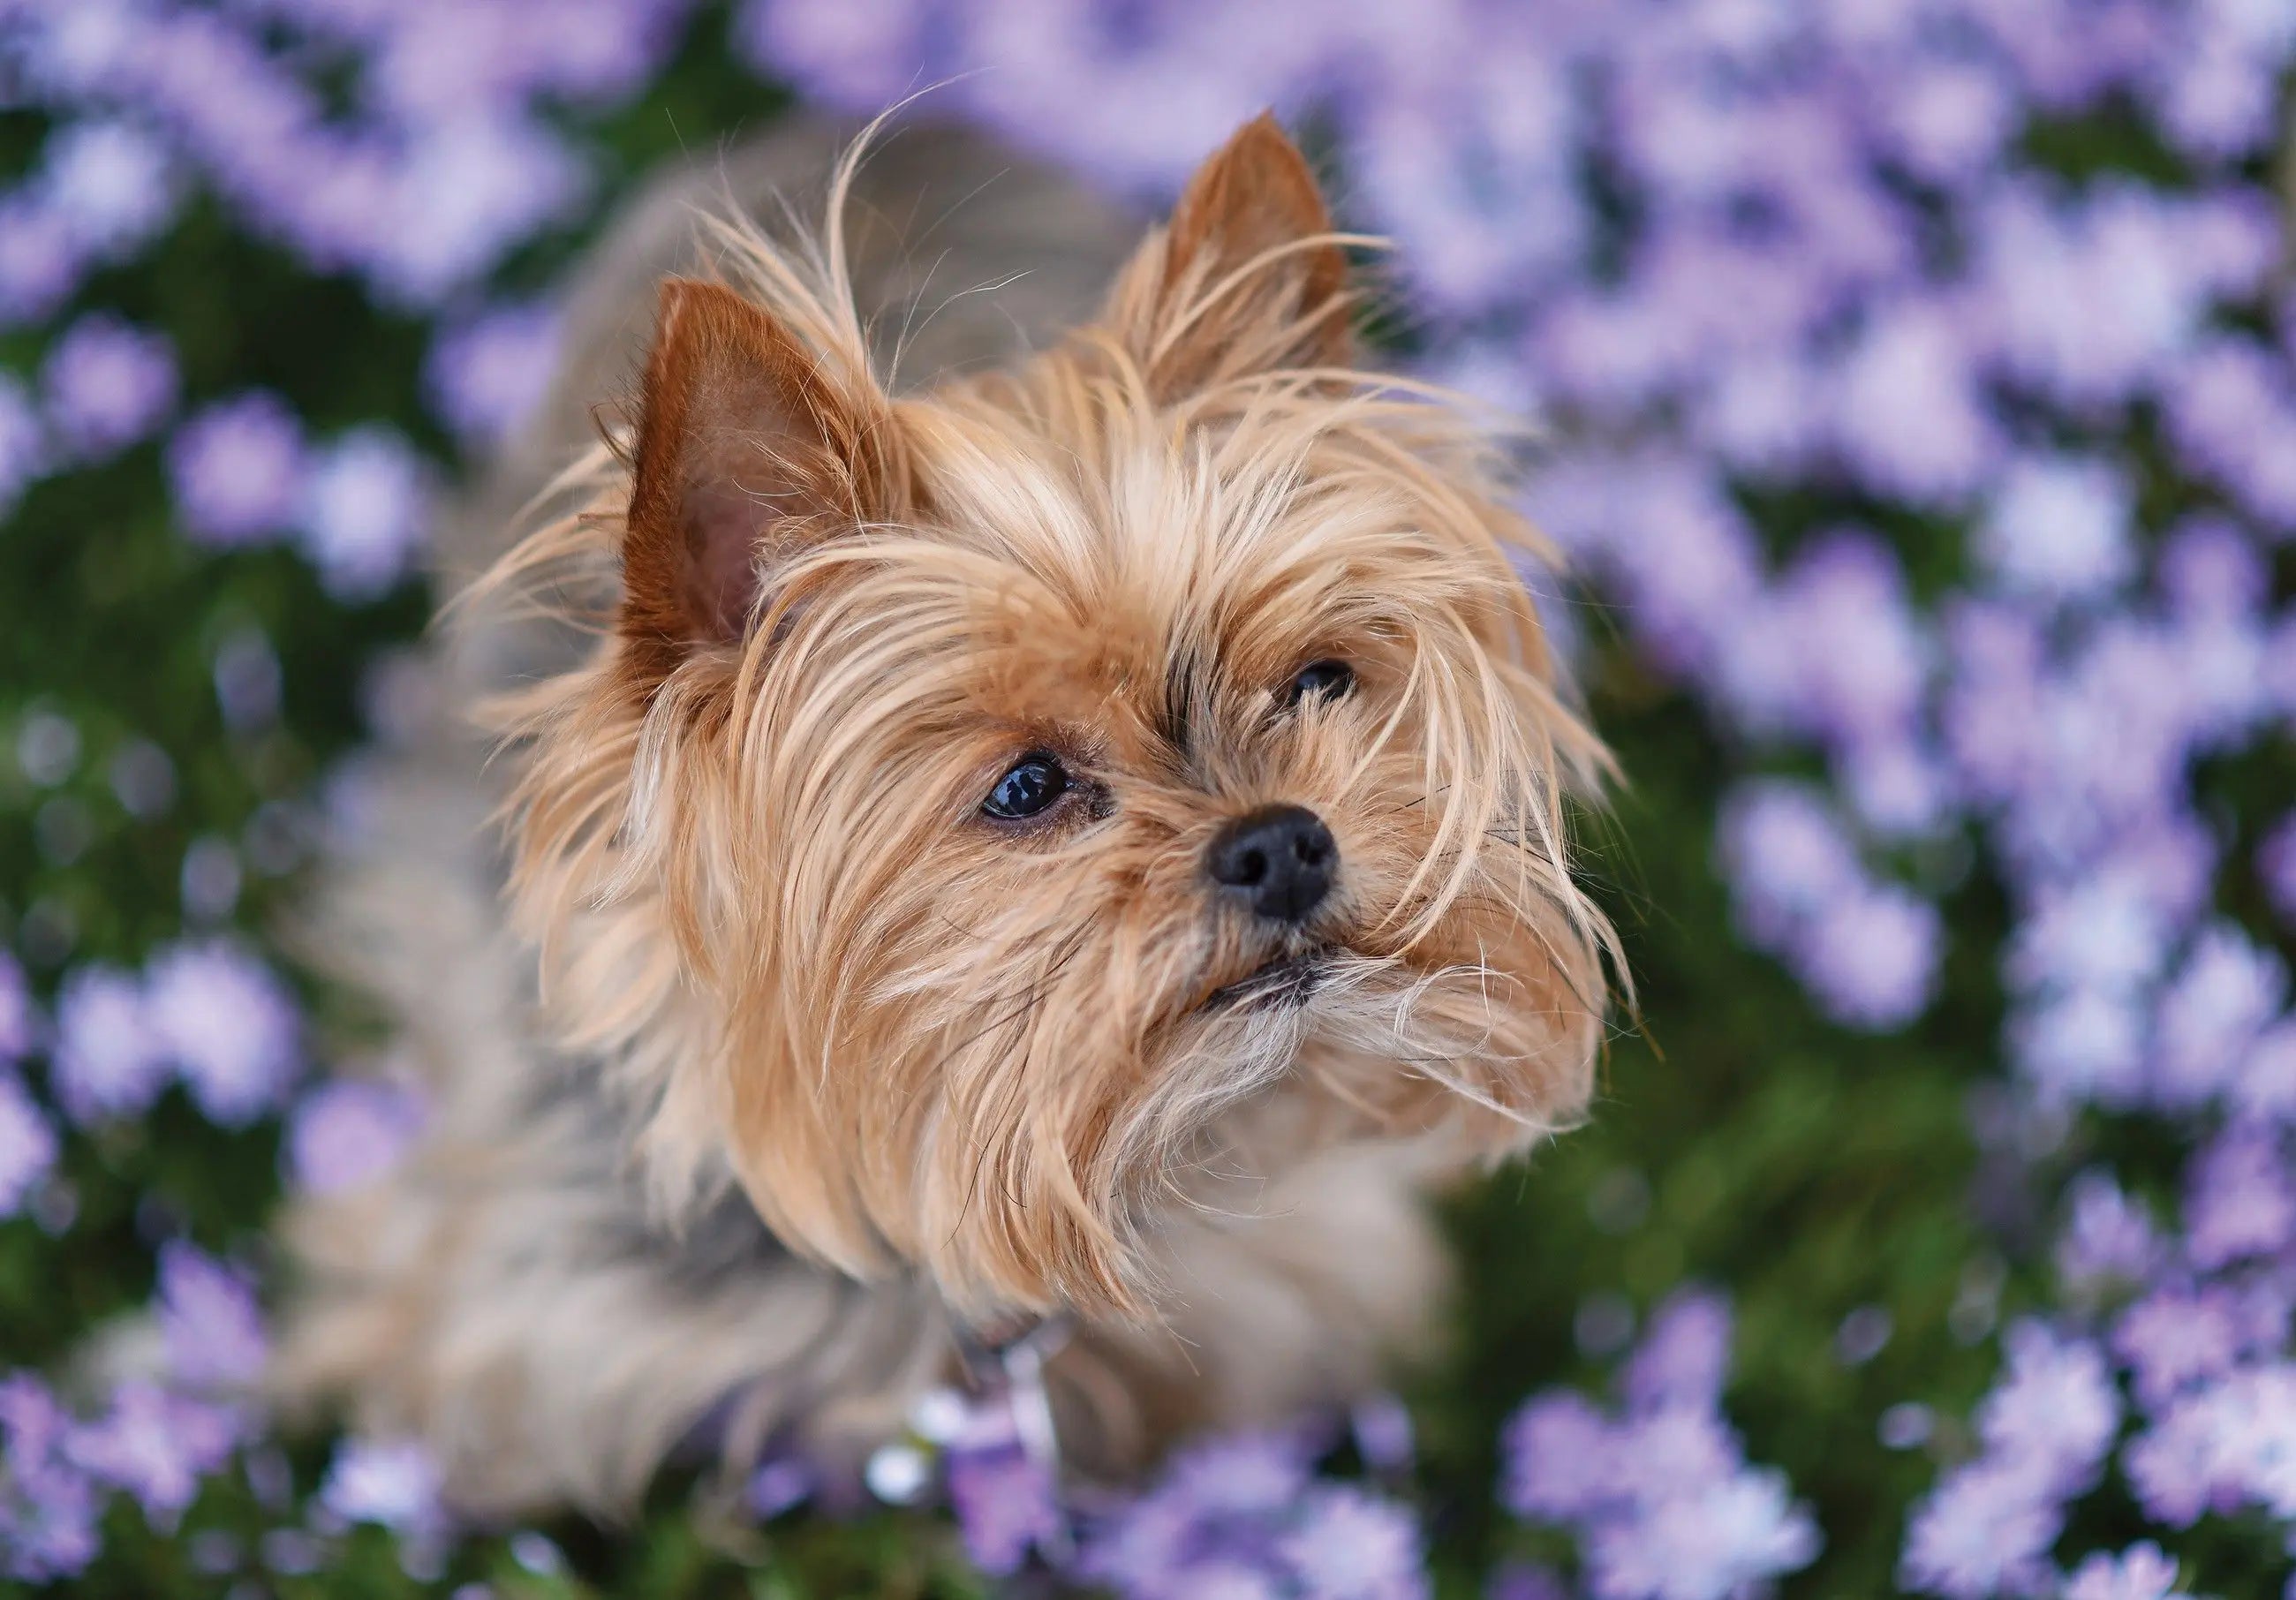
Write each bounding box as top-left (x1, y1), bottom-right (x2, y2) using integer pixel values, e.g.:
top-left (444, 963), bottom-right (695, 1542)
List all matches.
top-left (276, 116), bottom-right (1612, 1519)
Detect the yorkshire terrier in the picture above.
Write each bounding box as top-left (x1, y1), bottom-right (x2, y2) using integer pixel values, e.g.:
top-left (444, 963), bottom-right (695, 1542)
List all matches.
top-left (275, 111), bottom-right (1615, 1519)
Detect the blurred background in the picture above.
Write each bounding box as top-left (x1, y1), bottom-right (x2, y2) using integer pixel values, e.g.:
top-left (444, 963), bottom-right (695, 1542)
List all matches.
top-left (4, 2), bottom-right (2295, 1596)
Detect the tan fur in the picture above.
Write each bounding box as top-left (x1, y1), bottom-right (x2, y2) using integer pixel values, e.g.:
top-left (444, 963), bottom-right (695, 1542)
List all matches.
top-left (275, 113), bottom-right (1617, 1519)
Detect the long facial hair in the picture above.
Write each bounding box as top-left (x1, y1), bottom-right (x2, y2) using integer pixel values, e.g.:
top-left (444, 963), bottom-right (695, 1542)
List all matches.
top-left (470, 114), bottom-right (1620, 1326)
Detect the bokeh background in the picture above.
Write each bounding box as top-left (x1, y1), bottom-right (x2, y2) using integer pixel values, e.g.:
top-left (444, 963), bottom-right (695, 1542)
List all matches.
top-left (4, 2), bottom-right (2295, 1596)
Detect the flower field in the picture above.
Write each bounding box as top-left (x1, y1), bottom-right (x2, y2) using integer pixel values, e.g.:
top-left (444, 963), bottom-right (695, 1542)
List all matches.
top-left (4, 2), bottom-right (2296, 1596)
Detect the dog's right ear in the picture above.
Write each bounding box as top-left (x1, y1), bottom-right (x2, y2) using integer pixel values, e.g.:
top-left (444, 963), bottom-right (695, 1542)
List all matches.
top-left (616, 278), bottom-right (887, 697)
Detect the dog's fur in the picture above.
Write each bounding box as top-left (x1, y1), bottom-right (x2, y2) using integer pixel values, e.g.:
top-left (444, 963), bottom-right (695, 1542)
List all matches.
top-left (274, 114), bottom-right (1615, 1519)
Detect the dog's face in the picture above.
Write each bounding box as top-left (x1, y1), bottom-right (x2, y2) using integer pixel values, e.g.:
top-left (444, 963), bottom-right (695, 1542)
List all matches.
top-left (505, 117), bottom-right (1612, 1320)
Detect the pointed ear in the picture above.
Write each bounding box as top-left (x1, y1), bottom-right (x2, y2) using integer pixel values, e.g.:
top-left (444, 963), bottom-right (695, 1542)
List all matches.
top-left (617, 278), bottom-right (884, 693)
top-left (1119, 112), bottom-right (1353, 398)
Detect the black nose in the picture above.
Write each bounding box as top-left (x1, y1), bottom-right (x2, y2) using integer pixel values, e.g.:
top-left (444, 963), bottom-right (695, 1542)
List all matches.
top-left (1205, 804), bottom-right (1337, 924)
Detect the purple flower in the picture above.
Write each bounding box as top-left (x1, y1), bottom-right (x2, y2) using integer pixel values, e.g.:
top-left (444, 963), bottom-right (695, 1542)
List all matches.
top-left (317, 1437), bottom-right (448, 1537)
top-left (1274, 1485), bottom-right (1428, 1600)
top-left (167, 391), bottom-right (306, 547)
top-left (40, 313), bottom-right (177, 461)
top-left (945, 1412), bottom-right (1061, 1577)
top-left (1975, 1323), bottom-right (2119, 1493)
top-left (0, 1376), bottom-right (99, 1581)
top-left (1977, 454), bottom-right (2134, 605)
top-left (295, 425), bottom-right (429, 600)
top-left (0, 197), bottom-right (83, 329)
top-left (2057, 1171), bottom-right (2162, 1294)
top-left (37, 119), bottom-right (176, 259)
top-left (285, 1077), bottom-right (425, 1195)
top-left (65, 1379), bottom-right (239, 1528)
top-left (142, 940), bottom-right (301, 1127)
top-left (2183, 1127), bottom-right (2296, 1271)
top-left (1793, 881), bottom-right (1942, 1030)
top-left (0, 374), bottom-right (47, 515)
top-left (1582, 1468), bottom-right (1819, 1600)
top-left (2062, 1542), bottom-right (2188, 1600)
top-left (423, 300), bottom-right (561, 449)
top-left (50, 964), bottom-right (166, 1125)
top-left (1899, 1460), bottom-right (2063, 1600)
top-left (0, 1075), bottom-right (58, 1219)
top-left (1622, 1288), bottom-right (1732, 1413)
top-left (2152, 924), bottom-right (2285, 1109)
top-left (156, 1240), bottom-right (268, 1391)
top-left (1503, 1392), bottom-right (1620, 1521)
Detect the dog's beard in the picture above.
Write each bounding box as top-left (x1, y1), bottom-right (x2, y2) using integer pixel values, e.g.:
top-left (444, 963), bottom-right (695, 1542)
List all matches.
top-left (814, 843), bottom-right (1602, 1324)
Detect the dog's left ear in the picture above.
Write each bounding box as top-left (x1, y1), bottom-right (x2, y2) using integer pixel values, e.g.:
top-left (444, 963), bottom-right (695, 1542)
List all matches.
top-left (1113, 112), bottom-right (1353, 398)
top-left (616, 278), bottom-right (888, 697)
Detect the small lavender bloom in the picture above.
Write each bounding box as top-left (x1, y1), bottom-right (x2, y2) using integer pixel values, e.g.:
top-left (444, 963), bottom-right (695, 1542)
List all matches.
top-left (0, 950), bottom-right (33, 1063)
top-left (0, 198), bottom-right (83, 328)
top-left (0, 1075), bottom-right (58, 1219)
top-left (2114, 1286), bottom-right (2240, 1410)
top-left (1622, 1288), bottom-right (1732, 1412)
top-left (0, 374), bottom-right (47, 516)
top-left (2062, 1543), bottom-right (2187, 1600)
top-left (1715, 781), bottom-right (1860, 948)
top-left (284, 1077), bottom-right (425, 1195)
top-left (1793, 881), bottom-right (1942, 1030)
top-left (167, 391), bottom-right (306, 547)
top-left (295, 425), bottom-right (429, 600)
top-left (1502, 1392), bottom-right (1620, 1521)
top-left (944, 1395), bottom-right (1061, 1577)
top-left (65, 1379), bottom-right (239, 1528)
top-left (1975, 1322), bottom-right (2119, 1491)
top-left (422, 300), bottom-right (561, 449)
top-left (142, 940), bottom-right (300, 1127)
top-left (318, 1437), bottom-right (448, 1536)
top-left (50, 964), bottom-right (167, 1125)
top-left (1274, 1484), bottom-right (1429, 1600)
top-left (1898, 1460), bottom-right (2063, 1600)
top-left (1977, 453), bottom-right (2134, 604)
top-left (0, 1376), bottom-right (99, 1581)
top-left (2184, 1126), bottom-right (2296, 1270)
top-left (2152, 923), bottom-right (2285, 1108)
top-left (156, 1240), bottom-right (268, 1390)
top-left (1582, 1468), bottom-right (1819, 1600)
top-left (2056, 1170), bottom-right (2162, 1293)
top-left (40, 313), bottom-right (177, 460)
top-left (38, 119), bottom-right (176, 259)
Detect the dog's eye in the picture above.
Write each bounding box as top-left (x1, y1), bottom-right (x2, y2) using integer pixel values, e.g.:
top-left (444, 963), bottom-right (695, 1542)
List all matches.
top-left (1286, 660), bottom-right (1355, 708)
top-left (983, 753), bottom-right (1069, 820)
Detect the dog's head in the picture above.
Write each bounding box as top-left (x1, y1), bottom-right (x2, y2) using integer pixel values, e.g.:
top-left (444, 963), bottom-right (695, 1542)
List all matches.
top-left (500, 116), bottom-right (1614, 1321)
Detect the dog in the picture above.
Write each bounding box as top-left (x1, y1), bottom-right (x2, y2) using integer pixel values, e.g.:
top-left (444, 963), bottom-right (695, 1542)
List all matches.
top-left (274, 110), bottom-right (1616, 1521)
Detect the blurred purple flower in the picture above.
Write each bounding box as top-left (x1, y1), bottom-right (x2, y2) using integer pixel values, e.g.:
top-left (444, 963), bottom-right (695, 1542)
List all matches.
top-left (318, 1437), bottom-right (449, 1538)
top-left (1977, 454), bottom-right (2134, 605)
top-left (285, 1077), bottom-right (426, 1195)
top-left (2061, 1542), bottom-right (2187, 1600)
top-left (295, 425), bottom-right (429, 600)
top-left (1274, 1485), bottom-right (1427, 1600)
top-left (2182, 1127), bottom-right (2296, 1271)
top-left (1793, 882), bottom-right (1941, 1030)
top-left (423, 299), bottom-right (562, 449)
top-left (167, 391), bottom-right (306, 547)
top-left (50, 964), bottom-right (166, 1125)
top-left (1622, 1288), bottom-right (1731, 1413)
top-left (0, 374), bottom-right (47, 515)
top-left (65, 1379), bottom-right (238, 1528)
top-left (37, 119), bottom-right (177, 259)
top-left (0, 1075), bottom-right (58, 1219)
top-left (1899, 1459), bottom-right (2063, 1600)
top-left (2057, 1171), bottom-right (2162, 1294)
top-left (156, 1240), bottom-right (268, 1390)
top-left (0, 197), bottom-right (83, 328)
top-left (40, 313), bottom-right (177, 461)
top-left (142, 940), bottom-right (301, 1127)
top-left (0, 1376), bottom-right (100, 1581)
